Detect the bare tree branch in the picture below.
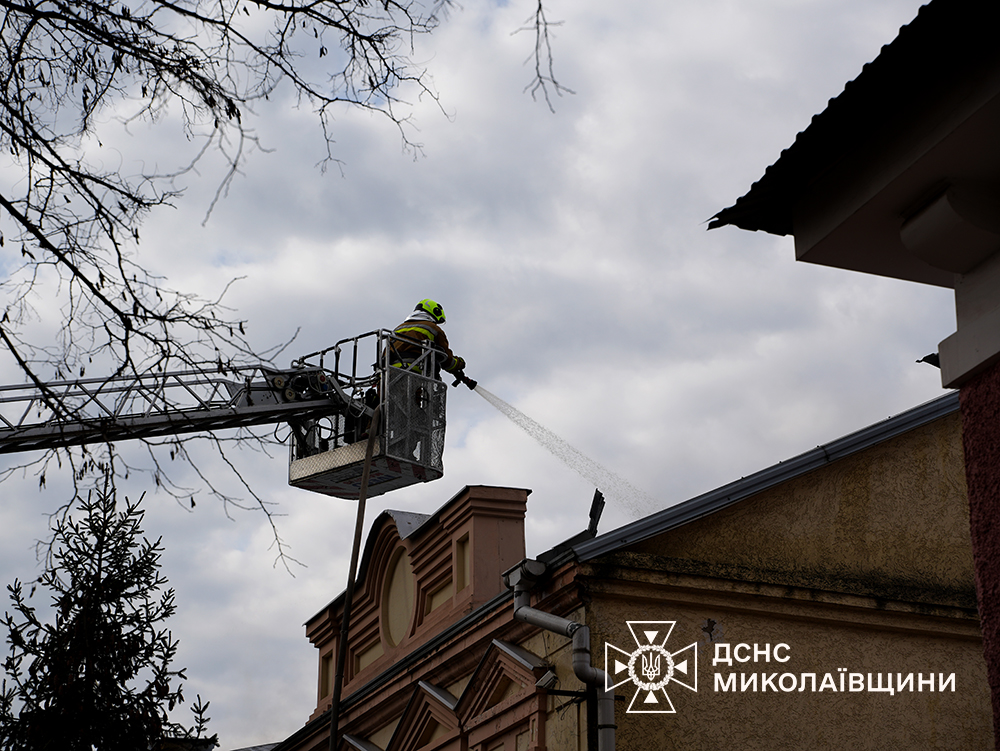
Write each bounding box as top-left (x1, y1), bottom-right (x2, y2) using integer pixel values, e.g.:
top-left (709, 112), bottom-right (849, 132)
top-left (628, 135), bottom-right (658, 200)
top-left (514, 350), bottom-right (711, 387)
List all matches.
top-left (0, 0), bottom-right (566, 560)
top-left (518, 0), bottom-right (574, 112)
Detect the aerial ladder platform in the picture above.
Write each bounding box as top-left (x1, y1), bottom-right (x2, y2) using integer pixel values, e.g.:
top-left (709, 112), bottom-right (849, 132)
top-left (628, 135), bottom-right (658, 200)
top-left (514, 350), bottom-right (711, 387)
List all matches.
top-left (0, 330), bottom-right (460, 499)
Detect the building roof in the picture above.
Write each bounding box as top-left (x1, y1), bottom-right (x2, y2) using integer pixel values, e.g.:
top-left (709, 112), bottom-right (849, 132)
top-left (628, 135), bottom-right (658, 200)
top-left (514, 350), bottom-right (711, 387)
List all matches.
top-left (381, 510), bottom-right (432, 540)
top-left (573, 390), bottom-right (959, 561)
top-left (276, 390), bottom-right (963, 751)
top-left (707, 0), bottom-right (1000, 237)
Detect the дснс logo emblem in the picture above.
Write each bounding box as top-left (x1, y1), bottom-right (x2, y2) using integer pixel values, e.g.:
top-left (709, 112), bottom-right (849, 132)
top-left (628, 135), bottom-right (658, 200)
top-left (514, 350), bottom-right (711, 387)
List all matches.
top-left (604, 620), bottom-right (698, 713)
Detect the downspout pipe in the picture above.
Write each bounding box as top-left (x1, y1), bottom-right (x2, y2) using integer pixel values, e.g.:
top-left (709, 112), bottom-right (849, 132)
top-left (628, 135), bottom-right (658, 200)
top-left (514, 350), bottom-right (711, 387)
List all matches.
top-left (502, 559), bottom-right (616, 751)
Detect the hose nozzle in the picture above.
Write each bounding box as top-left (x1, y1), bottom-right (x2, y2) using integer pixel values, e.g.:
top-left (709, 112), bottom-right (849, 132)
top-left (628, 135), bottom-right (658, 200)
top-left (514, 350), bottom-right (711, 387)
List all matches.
top-left (452, 371), bottom-right (478, 390)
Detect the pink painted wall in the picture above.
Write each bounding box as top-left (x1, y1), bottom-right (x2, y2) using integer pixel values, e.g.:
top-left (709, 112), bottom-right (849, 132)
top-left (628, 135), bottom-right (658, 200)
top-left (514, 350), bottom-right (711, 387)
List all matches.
top-left (961, 359), bottom-right (1000, 743)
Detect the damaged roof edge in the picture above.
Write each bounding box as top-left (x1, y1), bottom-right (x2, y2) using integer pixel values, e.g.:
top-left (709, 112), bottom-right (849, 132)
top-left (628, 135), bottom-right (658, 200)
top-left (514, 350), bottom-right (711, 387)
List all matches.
top-left (573, 390), bottom-right (959, 562)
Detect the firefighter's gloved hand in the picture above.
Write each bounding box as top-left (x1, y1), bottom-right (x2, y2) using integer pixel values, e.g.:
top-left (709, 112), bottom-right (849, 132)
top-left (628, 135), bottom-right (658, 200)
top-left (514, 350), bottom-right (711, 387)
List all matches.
top-left (453, 356), bottom-right (466, 372)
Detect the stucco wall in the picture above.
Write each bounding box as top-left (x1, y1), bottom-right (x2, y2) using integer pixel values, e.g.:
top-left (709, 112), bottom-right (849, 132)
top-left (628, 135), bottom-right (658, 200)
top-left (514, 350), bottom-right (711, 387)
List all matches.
top-left (578, 410), bottom-right (989, 748)
top-left (626, 412), bottom-right (974, 607)
top-left (584, 575), bottom-right (990, 750)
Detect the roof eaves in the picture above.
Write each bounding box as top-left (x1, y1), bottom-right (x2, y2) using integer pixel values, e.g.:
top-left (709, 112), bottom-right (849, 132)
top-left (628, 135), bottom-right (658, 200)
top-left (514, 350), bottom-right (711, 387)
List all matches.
top-left (573, 391), bottom-right (959, 561)
top-left (707, 0), bottom-right (990, 234)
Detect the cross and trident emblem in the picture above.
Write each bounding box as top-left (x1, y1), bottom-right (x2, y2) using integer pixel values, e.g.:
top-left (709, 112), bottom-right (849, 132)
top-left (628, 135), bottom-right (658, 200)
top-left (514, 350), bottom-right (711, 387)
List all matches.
top-left (605, 620), bottom-right (699, 714)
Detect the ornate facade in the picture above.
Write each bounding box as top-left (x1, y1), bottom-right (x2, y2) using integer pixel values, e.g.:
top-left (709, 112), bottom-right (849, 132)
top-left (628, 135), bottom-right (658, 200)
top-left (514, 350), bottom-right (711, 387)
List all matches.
top-left (274, 396), bottom-right (990, 750)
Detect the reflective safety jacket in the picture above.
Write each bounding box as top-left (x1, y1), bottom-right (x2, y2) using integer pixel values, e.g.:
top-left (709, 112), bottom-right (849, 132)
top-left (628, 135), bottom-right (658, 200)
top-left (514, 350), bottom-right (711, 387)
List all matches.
top-left (390, 316), bottom-right (462, 374)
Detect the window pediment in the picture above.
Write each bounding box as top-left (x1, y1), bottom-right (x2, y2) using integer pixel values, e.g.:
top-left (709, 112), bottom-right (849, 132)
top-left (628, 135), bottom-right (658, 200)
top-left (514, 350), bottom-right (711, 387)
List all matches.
top-left (455, 640), bottom-right (549, 723)
top-left (385, 681), bottom-right (460, 751)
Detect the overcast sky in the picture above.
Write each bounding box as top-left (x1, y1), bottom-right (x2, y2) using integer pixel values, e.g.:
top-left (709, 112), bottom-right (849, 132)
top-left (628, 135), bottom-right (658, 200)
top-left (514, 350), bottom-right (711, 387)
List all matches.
top-left (0, 0), bottom-right (959, 747)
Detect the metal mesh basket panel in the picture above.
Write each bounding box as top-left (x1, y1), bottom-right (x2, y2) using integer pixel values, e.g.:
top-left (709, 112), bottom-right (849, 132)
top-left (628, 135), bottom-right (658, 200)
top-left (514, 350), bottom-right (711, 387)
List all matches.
top-left (383, 367), bottom-right (447, 471)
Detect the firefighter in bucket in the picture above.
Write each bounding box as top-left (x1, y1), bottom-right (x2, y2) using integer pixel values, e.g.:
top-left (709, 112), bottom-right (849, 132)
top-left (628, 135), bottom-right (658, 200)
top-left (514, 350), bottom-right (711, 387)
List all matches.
top-left (389, 299), bottom-right (469, 383)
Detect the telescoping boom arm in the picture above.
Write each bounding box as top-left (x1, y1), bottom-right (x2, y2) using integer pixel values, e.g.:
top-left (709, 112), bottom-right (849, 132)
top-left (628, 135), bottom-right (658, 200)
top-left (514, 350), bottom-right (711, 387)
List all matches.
top-left (0, 362), bottom-right (358, 455)
top-left (0, 330), bottom-right (459, 500)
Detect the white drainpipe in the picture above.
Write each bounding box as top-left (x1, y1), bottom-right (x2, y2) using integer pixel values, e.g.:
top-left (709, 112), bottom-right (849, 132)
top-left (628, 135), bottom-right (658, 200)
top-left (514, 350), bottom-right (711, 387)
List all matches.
top-left (503, 559), bottom-right (616, 751)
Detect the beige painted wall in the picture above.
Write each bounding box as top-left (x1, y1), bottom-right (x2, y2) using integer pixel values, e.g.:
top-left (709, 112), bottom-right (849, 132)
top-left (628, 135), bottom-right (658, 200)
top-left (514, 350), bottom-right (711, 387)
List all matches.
top-left (518, 608), bottom-right (590, 751)
top-left (574, 411), bottom-right (989, 748)
top-left (626, 412), bottom-right (974, 607)
top-left (586, 582), bottom-right (990, 750)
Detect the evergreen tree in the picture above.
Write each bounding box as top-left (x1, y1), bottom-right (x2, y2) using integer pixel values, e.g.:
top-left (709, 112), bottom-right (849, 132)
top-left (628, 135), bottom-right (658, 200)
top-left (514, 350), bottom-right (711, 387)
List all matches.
top-left (0, 487), bottom-right (216, 750)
